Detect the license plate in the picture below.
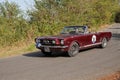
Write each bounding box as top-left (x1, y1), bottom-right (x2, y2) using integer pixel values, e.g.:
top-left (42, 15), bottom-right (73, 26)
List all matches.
top-left (44, 47), bottom-right (50, 52)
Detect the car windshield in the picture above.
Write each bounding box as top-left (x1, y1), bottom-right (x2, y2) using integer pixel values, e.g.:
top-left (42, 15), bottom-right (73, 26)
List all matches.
top-left (61, 26), bottom-right (85, 34)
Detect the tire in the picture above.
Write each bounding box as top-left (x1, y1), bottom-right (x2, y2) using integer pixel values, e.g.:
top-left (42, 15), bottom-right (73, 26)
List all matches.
top-left (67, 42), bottom-right (79, 57)
top-left (41, 50), bottom-right (52, 56)
top-left (100, 38), bottom-right (107, 48)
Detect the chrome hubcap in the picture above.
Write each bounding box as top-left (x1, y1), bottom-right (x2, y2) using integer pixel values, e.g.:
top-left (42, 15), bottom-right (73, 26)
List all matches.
top-left (102, 38), bottom-right (107, 47)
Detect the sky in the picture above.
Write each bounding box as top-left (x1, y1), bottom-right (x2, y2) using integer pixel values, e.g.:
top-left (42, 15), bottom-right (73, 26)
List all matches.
top-left (0, 0), bottom-right (35, 11)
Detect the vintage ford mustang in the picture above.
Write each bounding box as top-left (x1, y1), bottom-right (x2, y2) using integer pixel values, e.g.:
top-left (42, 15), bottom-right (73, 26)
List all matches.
top-left (35, 26), bottom-right (112, 57)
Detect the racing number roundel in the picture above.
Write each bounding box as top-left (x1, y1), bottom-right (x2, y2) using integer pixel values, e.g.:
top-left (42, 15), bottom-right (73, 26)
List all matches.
top-left (92, 35), bottom-right (96, 43)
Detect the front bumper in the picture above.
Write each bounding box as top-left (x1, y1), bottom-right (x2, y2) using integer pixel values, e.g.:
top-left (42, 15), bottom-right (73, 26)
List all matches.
top-left (36, 43), bottom-right (68, 52)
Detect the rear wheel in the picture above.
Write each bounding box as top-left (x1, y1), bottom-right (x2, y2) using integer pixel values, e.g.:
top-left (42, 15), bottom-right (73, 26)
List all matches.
top-left (67, 42), bottom-right (79, 57)
top-left (100, 38), bottom-right (107, 48)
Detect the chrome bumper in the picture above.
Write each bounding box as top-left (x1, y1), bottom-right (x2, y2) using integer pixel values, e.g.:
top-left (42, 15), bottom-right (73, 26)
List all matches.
top-left (36, 43), bottom-right (68, 48)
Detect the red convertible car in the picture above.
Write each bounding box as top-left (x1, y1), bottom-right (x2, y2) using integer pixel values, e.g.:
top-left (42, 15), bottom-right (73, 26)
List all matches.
top-left (35, 26), bottom-right (112, 57)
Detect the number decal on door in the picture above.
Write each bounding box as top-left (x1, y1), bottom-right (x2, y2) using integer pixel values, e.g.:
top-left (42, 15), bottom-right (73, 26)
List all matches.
top-left (92, 35), bottom-right (96, 43)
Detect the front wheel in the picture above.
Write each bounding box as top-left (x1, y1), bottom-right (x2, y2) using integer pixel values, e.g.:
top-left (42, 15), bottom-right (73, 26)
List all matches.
top-left (67, 42), bottom-right (79, 57)
top-left (100, 38), bottom-right (107, 48)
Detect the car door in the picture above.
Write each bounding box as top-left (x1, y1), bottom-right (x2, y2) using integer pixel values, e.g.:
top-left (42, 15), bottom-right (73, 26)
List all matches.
top-left (84, 33), bottom-right (93, 46)
top-left (77, 34), bottom-right (90, 47)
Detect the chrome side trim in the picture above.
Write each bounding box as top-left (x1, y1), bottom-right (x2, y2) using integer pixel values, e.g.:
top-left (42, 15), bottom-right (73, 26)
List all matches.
top-left (83, 42), bottom-right (101, 48)
top-left (40, 45), bottom-right (68, 48)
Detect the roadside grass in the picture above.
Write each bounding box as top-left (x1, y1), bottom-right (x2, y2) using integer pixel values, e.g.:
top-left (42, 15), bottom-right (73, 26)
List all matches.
top-left (0, 42), bottom-right (37, 58)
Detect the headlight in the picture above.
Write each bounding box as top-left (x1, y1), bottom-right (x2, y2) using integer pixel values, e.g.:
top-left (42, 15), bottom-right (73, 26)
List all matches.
top-left (52, 40), bottom-right (56, 44)
top-left (35, 38), bottom-right (40, 43)
top-left (60, 40), bottom-right (64, 45)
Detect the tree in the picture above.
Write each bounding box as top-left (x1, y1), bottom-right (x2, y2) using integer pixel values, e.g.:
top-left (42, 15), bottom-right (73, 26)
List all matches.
top-left (0, 0), bottom-right (21, 19)
top-left (0, 0), bottom-right (28, 47)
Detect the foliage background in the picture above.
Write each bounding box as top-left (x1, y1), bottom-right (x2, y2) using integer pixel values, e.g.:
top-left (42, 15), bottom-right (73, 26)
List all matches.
top-left (0, 0), bottom-right (120, 48)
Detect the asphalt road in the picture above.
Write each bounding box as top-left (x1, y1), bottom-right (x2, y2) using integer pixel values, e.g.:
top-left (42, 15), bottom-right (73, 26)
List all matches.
top-left (0, 24), bottom-right (120, 80)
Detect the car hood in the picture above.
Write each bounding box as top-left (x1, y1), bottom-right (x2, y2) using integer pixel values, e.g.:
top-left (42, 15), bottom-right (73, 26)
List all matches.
top-left (37, 34), bottom-right (76, 39)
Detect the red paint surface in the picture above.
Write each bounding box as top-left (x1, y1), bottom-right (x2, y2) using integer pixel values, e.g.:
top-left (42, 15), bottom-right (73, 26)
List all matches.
top-left (35, 31), bottom-right (112, 52)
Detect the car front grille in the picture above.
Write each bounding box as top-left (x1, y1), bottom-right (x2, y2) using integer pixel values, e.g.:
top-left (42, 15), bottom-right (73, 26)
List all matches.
top-left (41, 39), bottom-right (54, 45)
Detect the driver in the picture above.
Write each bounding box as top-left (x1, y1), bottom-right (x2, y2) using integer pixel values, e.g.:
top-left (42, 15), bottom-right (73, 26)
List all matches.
top-left (83, 26), bottom-right (89, 34)
top-left (75, 28), bottom-right (79, 33)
